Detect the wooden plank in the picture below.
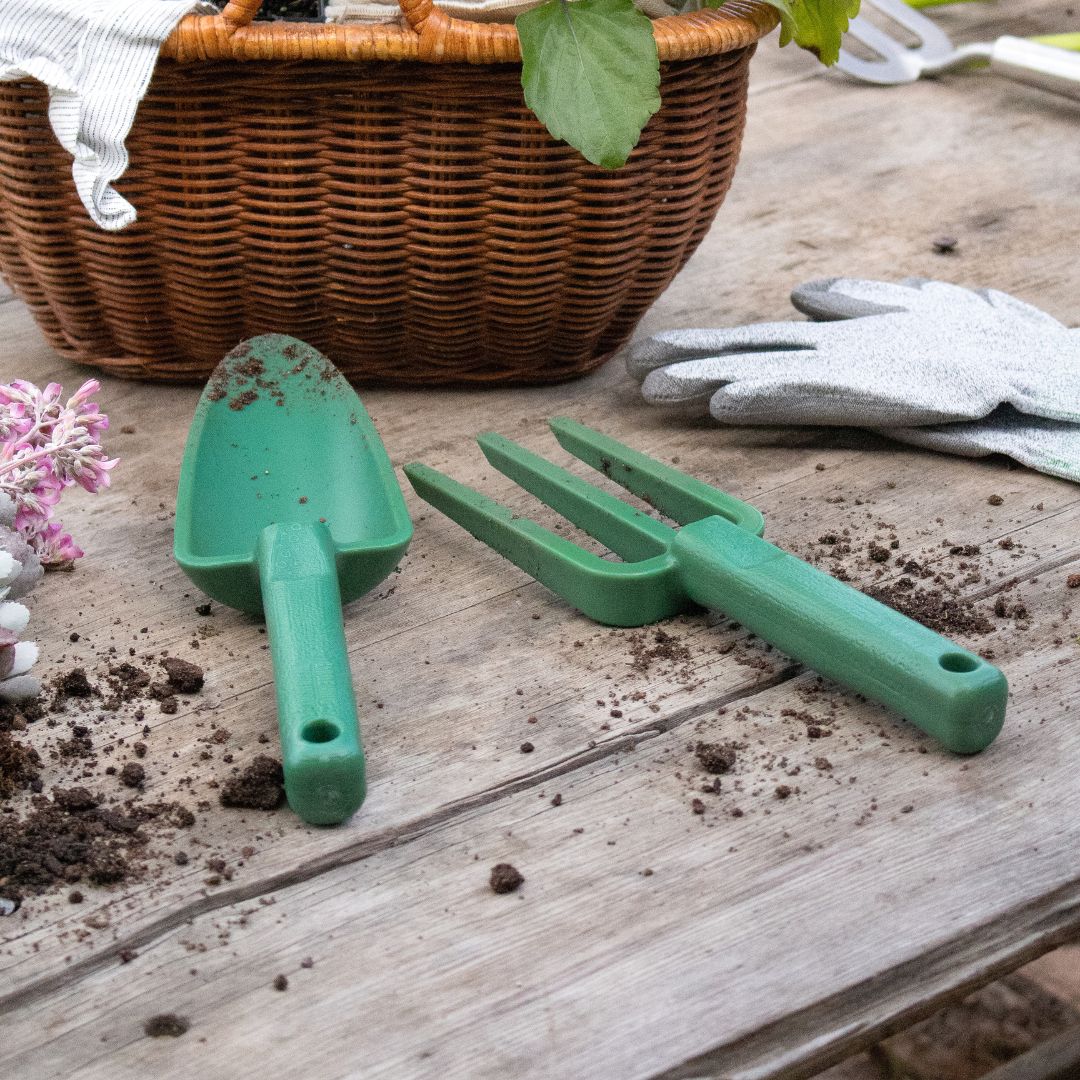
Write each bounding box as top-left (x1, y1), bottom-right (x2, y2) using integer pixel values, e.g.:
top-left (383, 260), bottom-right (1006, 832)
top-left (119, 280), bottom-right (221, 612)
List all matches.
top-left (0, 310), bottom-right (1076, 1067)
top-left (1, 275), bottom-right (1075, 1000)
top-left (2, 280), bottom-right (1071, 1002)
top-left (647, 0), bottom-right (1080, 342)
top-left (0, 0), bottom-right (1078, 1073)
top-left (0, 565), bottom-right (1075, 1079)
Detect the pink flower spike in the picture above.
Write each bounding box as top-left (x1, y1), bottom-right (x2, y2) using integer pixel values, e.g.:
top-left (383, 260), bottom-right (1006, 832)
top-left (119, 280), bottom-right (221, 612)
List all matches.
top-left (31, 520), bottom-right (83, 565)
top-left (72, 454), bottom-right (117, 494)
top-left (0, 377), bottom-right (115, 561)
top-left (0, 400), bottom-right (28, 438)
top-left (2, 380), bottom-right (36, 402)
top-left (67, 380), bottom-right (102, 410)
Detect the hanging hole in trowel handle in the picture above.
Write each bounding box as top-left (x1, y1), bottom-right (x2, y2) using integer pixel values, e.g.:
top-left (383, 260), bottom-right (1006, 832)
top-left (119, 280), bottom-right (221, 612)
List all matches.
top-left (302, 719), bottom-right (342, 744)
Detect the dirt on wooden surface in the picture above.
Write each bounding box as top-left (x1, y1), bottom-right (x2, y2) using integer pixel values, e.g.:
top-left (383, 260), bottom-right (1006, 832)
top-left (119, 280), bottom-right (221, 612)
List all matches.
top-left (0, 644), bottom-right (287, 911)
top-left (4, 473), bottom-right (1066, 911)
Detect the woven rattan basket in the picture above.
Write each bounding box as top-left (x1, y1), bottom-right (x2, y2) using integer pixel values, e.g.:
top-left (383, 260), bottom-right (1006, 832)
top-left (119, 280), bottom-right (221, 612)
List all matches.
top-left (0, 0), bottom-right (777, 385)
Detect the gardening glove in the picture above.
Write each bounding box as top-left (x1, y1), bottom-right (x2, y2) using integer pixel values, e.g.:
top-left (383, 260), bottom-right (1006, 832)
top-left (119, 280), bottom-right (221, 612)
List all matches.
top-left (628, 278), bottom-right (1080, 481)
top-left (881, 408), bottom-right (1080, 484)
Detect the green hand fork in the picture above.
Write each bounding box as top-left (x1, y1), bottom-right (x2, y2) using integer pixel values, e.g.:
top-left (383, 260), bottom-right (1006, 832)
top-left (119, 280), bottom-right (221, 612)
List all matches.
top-left (405, 419), bottom-right (1007, 754)
top-left (175, 335), bottom-right (413, 824)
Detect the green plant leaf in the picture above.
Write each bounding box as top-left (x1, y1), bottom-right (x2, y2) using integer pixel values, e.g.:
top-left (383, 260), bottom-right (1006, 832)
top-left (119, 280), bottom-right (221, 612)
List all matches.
top-left (709, 0), bottom-right (858, 66)
top-left (517, 0), bottom-right (661, 170)
top-left (769, 0), bottom-right (859, 65)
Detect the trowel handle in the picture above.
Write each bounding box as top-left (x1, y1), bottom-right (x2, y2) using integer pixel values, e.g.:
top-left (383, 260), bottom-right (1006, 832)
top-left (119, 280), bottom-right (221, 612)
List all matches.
top-left (256, 521), bottom-right (366, 824)
top-left (673, 517), bottom-right (1008, 754)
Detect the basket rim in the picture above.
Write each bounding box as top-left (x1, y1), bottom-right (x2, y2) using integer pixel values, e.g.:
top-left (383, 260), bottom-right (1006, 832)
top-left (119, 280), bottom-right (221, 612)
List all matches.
top-left (161, 0), bottom-right (779, 66)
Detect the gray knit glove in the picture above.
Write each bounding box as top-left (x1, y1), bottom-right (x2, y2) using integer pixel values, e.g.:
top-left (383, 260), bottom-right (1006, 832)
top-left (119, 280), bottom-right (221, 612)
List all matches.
top-left (882, 408), bottom-right (1080, 484)
top-left (628, 278), bottom-right (1080, 482)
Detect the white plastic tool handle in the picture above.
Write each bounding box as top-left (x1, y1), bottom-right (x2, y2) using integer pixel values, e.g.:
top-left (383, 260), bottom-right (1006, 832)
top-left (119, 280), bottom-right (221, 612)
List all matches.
top-left (990, 36), bottom-right (1080, 102)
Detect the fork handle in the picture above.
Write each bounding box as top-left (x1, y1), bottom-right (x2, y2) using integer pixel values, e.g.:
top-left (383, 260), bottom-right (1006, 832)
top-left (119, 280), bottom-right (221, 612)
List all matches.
top-left (987, 36), bottom-right (1080, 102)
top-left (673, 517), bottom-right (1007, 754)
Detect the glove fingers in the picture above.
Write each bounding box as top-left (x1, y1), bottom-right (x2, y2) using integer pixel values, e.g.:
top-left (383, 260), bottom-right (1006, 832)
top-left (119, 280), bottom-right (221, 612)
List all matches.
top-left (790, 277), bottom-right (925, 321)
top-left (707, 375), bottom-right (872, 426)
top-left (639, 350), bottom-right (813, 407)
top-left (625, 323), bottom-right (820, 380)
top-left (1008, 373), bottom-right (1080, 425)
top-left (708, 375), bottom-right (987, 427)
top-left (976, 288), bottom-right (1068, 331)
top-left (792, 277), bottom-right (994, 322)
top-left (881, 413), bottom-right (1080, 484)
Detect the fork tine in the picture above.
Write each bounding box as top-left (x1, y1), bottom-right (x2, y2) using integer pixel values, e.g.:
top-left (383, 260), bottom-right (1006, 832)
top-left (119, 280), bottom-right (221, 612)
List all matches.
top-left (844, 15), bottom-right (915, 58)
top-left (403, 462), bottom-right (684, 626)
top-left (860, 0), bottom-right (954, 60)
top-left (839, 16), bottom-right (920, 82)
top-left (477, 432), bottom-right (673, 562)
top-left (404, 462), bottom-right (607, 576)
top-left (548, 418), bottom-right (765, 534)
top-left (836, 48), bottom-right (912, 83)
top-left (406, 462), bottom-right (682, 626)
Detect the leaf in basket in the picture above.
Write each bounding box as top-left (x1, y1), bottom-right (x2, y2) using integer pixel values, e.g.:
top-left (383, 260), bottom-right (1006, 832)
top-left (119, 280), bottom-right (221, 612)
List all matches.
top-left (709, 0), bottom-right (858, 66)
top-left (517, 0), bottom-right (660, 171)
top-left (768, 0), bottom-right (860, 65)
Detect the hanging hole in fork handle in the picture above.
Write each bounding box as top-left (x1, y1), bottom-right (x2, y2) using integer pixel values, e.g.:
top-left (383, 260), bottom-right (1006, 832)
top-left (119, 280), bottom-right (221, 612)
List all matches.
top-left (939, 652), bottom-right (980, 674)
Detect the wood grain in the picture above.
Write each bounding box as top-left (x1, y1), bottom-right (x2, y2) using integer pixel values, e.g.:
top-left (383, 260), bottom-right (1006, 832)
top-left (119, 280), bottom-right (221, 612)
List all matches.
top-left (0, 569), bottom-right (1076, 1079)
top-left (1, 0), bottom-right (1078, 1075)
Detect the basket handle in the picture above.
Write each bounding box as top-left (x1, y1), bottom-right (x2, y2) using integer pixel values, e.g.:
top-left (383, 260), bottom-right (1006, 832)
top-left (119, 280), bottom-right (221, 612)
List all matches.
top-left (219, 0), bottom-right (265, 25)
top-left (399, 0), bottom-right (439, 33)
top-left (217, 0), bottom-right (483, 43)
top-left (185, 0), bottom-right (775, 61)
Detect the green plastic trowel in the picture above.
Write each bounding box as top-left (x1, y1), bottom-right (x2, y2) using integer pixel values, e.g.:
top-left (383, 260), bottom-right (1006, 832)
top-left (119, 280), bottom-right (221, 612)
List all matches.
top-left (174, 335), bottom-right (412, 824)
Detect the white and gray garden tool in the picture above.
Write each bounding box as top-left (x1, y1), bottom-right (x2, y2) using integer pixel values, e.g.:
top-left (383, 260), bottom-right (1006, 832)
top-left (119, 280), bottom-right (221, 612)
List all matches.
top-left (838, 0), bottom-right (1080, 101)
top-left (627, 278), bottom-right (1080, 483)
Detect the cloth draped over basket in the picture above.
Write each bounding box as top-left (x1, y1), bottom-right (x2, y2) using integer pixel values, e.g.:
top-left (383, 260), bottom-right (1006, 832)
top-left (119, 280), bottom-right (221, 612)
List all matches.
top-left (0, 0), bottom-right (779, 386)
top-left (0, 0), bottom-right (217, 229)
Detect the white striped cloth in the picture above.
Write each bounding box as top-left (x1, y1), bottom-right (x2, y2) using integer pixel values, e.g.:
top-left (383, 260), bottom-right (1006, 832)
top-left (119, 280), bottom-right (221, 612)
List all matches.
top-left (0, 1), bottom-right (217, 231)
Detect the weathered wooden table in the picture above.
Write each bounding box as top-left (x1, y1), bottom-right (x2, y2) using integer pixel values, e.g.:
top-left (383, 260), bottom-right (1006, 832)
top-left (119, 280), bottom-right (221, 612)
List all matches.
top-left (1, 2), bottom-right (1078, 1076)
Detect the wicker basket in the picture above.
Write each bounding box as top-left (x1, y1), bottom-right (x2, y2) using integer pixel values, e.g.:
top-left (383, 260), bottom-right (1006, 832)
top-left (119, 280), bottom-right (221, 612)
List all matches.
top-left (0, 0), bottom-right (777, 385)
